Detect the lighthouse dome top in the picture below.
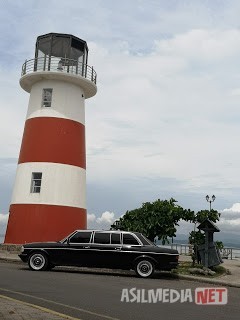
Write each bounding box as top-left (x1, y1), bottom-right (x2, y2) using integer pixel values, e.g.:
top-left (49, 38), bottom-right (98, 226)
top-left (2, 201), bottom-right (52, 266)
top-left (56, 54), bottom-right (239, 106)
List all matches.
top-left (36, 33), bottom-right (89, 63)
top-left (20, 32), bottom-right (97, 98)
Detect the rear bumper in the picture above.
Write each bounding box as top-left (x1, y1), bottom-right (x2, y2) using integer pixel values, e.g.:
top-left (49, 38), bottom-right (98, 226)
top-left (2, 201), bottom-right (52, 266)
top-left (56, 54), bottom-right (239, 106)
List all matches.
top-left (159, 261), bottom-right (178, 271)
top-left (169, 261), bottom-right (178, 268)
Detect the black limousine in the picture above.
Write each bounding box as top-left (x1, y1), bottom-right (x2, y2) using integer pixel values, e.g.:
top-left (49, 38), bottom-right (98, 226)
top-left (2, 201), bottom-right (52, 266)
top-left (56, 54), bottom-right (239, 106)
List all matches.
top-left (19, 230), bottom-right (179, 278)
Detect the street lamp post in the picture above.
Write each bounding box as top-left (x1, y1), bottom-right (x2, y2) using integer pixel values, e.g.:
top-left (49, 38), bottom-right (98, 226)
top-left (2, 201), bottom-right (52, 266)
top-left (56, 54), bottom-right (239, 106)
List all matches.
top-left (205, 194), bottom-right (216, 268)
top-left (206, 195), bottom-right (216, 211)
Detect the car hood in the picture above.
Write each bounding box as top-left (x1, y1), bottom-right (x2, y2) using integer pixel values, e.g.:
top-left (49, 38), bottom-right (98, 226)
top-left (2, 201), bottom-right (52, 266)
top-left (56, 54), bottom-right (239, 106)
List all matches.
top-left (23, 242), bottom-right (61, 248)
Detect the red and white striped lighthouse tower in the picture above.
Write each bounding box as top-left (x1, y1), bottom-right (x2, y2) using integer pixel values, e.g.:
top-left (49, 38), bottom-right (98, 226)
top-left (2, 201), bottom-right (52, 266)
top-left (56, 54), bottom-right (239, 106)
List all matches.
top-left (4, 33), bottom-right (97, 244)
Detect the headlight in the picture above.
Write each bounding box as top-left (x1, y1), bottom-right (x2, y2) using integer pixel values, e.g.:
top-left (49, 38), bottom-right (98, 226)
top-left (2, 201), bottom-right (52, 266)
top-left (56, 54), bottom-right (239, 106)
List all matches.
top-left (20, 246), bottom-right (24, 253)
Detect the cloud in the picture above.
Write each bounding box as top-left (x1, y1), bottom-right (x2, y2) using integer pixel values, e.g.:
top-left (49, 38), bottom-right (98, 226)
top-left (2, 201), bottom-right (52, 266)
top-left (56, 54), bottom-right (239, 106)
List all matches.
top-left (217, 219), bottom-right (240, 235)
top-left (96, 211), bottom-right (115, 225)
top-left (86, 31), bottom-right (240, 205)
top-left (87, 213), bottom-right (96, 223)
top-left (0, 213), bottom-right (8, 224)
top-left (155, 29), bottom-right (240, 62)
top-left (220, 203), bottom-right (240, 224)
top-left (222, 203), bottom-right (240, 213)
top-left (0, 158), bottom-right (17, 213)
top-left (0, 213), bottom-right (8, 236)
top-left (87, 211), bottom-right (116, 230)
top-left (209, 203), bottom-right (240, 234)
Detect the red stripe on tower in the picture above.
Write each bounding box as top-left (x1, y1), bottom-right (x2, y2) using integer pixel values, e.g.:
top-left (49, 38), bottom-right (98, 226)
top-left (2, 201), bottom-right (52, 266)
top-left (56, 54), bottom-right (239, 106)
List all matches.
top-left (19, 117), bottom-right (86, 168)
top-left (5, 204), bottom-right (87, 244)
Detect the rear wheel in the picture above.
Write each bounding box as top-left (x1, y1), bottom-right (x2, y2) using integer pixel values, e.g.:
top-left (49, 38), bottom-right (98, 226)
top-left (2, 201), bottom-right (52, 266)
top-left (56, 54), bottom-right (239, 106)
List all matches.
top-left (28, 252), bottom-right (48, 271)
top-left (135, 260), bottom-right (154, 278)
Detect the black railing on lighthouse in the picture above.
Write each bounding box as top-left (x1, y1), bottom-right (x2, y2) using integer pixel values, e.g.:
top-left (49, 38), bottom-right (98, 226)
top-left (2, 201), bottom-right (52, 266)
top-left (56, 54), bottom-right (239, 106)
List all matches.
top-left (21, 57), bottom-right (97, 85)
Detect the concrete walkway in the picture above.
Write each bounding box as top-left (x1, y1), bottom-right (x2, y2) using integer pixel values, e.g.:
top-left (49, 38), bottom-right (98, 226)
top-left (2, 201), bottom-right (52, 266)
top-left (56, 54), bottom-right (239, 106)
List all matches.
top-left (178, 254), bottom-right (240, 288)
top-left (0, 294), bottom-right (79, 320)
top-left (0, 250), bottom-right (239, 319)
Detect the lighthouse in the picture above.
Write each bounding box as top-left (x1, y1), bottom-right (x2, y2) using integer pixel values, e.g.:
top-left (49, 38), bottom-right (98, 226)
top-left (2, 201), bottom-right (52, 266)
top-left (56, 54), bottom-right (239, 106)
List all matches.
top-left (4, 33), bottom-right (97, 244)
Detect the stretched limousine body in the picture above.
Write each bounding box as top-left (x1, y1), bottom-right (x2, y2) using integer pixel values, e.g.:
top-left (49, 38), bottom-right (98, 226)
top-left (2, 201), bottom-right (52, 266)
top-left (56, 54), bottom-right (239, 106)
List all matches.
top-left (19, 230), bottom-right (179, 278)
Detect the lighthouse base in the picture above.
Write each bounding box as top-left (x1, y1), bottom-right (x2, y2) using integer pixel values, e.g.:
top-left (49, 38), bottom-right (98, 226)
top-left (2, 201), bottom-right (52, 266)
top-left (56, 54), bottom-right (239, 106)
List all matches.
top-left (4, 204), bottom-right (87, 244)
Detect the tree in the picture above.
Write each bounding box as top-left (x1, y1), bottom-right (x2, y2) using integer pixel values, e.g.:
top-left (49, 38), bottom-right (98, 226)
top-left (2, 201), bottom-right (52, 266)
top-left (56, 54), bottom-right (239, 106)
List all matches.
top-left (189, 209), bottom-right (221, 244)
top-left (111, 198), bottom-right (195, 243)
top-left (188, 209), bottom-right (221, 265)
top-left (194, 209), bottom-right (220, 224)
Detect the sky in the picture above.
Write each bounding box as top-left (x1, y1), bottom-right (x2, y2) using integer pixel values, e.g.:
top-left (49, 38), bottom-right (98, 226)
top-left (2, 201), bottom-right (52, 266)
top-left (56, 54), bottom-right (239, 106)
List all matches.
top-left (1, 0), bottom-right (240, 240)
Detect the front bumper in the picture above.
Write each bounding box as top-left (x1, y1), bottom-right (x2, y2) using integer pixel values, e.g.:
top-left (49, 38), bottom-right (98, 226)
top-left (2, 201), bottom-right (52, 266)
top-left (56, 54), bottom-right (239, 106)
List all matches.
top-left (19, 254), bottom-right (28, 263)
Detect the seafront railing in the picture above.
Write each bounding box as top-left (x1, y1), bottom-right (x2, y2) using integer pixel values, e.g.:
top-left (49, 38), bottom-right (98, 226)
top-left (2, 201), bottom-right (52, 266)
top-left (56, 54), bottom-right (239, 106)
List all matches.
top-left (168, 243), bottom-right (240, 260)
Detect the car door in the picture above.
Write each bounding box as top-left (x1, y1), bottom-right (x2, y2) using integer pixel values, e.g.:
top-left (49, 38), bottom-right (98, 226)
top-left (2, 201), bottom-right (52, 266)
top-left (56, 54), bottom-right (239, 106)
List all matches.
top-left (90, 232), bottom-right (123, 269)
top-left (67, 231), bottom-right (93, 267)
top-left (120, 233), bottom-right (143, 268)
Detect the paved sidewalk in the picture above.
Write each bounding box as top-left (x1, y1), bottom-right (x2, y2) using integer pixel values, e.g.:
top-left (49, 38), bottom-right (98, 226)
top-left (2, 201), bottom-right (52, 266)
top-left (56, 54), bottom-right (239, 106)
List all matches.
top-left (0, 294), bottom-right (80, 320)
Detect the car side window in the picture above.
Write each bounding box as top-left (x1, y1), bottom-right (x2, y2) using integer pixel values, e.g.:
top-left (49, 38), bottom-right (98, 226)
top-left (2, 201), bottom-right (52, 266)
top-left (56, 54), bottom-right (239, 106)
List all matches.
top-left (69, 232), bottom-right (92, 243)
top-left (111, 233), bottom-right (121, 245)
top-left (123, 234), bottom-right (140, 245)
top-left (94, 232), bottom-right (111, 244)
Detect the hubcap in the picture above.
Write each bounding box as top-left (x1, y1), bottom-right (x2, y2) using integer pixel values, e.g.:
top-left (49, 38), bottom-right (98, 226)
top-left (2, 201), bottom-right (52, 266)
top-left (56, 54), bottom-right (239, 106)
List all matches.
top-left (30, 254), bottom-right (45, 270)
top-left (137, 261), bottom-right (152, 277)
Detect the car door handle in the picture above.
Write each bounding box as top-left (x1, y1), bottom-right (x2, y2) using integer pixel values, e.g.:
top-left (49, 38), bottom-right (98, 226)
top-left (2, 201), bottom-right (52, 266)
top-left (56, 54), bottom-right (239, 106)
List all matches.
top-left (83, 246), bottom-right (90, 249)
top-left (114, 247), bottom-right (121, 251)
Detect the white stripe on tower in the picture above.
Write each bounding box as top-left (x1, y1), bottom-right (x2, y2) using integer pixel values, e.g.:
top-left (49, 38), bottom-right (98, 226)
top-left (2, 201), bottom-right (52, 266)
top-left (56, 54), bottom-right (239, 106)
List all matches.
top-left (26, 80), bottom-right (85, 124)
top-left (11, 163), bottom-right (86, 208)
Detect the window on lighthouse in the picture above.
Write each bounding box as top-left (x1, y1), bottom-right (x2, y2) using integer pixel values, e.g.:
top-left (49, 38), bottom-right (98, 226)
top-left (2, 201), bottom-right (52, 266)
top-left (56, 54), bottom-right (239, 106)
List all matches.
top-left (42, 88), bottom-right (53, 107)
top-left (31, 172), bottom-right (42, 193)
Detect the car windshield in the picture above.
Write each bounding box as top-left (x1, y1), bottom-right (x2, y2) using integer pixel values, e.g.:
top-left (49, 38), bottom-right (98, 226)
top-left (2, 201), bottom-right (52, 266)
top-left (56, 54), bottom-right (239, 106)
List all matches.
top-left (59, 231), bottom-right (76, 243)
top-left (135, 233), bottom-right (155, 246)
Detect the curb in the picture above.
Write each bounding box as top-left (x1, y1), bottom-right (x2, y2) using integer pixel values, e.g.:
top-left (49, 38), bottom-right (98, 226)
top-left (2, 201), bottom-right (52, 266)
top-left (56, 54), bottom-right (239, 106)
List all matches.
top-left (175, 274), bottom-right (240, 288)
top-left (0, 257), bottom-right (22, 263)
top-left (0, 252), bottom-right (22, 264)
top-left (0, 294), bottom-right (82, 320)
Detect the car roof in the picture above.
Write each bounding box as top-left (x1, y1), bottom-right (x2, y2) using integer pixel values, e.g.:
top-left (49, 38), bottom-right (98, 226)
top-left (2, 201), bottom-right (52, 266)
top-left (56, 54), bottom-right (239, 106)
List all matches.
top-left (74, 229), bottom-right (136, 233)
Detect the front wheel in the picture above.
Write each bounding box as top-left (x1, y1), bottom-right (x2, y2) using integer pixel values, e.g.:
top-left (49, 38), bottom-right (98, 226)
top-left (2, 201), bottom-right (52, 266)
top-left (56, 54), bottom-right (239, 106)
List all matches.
top-left (28, 252), bottom-right (48, 271)
top-left (135, 260), bottom-right (155, 278)
top-left (47, 263), bottom-right (55, 270)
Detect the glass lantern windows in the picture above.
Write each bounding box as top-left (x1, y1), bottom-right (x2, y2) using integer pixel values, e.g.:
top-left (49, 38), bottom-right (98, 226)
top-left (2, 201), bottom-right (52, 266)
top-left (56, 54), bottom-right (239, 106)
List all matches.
top-left (34, 33), bottom-right (89, 74)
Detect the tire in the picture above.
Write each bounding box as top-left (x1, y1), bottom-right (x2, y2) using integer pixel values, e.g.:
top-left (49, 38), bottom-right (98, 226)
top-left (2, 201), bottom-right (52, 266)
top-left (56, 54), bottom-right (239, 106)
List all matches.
top-left (28, 252), bottom-right (48, 271)
top-left (135, 260), bottom-right (155, 278)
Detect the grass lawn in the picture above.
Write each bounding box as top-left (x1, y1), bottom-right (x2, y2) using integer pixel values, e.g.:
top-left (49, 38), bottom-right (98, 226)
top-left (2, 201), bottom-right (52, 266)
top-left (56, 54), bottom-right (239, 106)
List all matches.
top-left (172, 261), bottom-right (229, 278)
